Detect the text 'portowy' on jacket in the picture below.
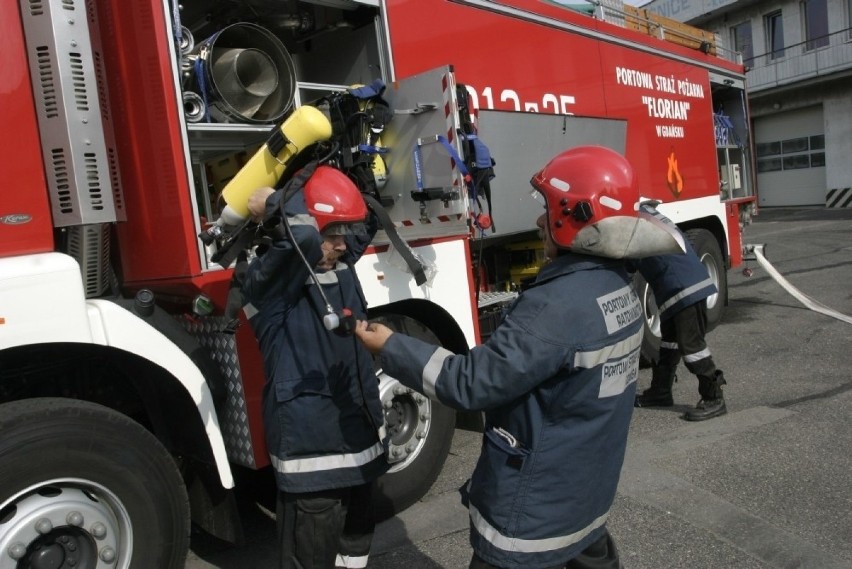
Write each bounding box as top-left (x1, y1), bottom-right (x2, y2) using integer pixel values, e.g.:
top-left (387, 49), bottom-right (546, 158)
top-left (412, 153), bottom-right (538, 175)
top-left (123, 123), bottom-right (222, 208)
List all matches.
top-left (630, 206), bottom-right (717, 321)
top-left (242, 188), bottom-right (387, 493)
top-left (379, 253), bottom-right (643, 568)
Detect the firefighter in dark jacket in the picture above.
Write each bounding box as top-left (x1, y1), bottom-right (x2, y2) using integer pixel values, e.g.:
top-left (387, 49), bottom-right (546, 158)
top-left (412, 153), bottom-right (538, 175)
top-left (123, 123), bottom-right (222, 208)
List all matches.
top-left (630, 202), bottom-right (728, 421)
top-left (355, 146), bottom-right (684, 569)
top-left (243, 164), bottom-right (388, 569)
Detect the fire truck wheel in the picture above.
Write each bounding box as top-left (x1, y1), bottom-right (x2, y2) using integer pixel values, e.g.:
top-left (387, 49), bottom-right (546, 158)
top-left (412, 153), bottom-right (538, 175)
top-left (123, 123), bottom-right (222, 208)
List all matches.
top-left (634, 272), bottom-right (662, 365)
top-left (0, 398), bottom-right (190, 568)
top-left (371, 314), bottom-right (456, 520)
top-left (686, 228), bottom-right (728, 331)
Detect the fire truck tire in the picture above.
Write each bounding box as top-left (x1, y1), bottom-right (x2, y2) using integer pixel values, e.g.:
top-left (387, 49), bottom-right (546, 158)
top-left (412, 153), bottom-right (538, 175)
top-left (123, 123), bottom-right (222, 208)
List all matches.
top-left (636, 229), bottom-right (727, 362)
top-left (0, 398), bottom-right (190, 568)
top-left (371, 314), bottom-right (456, 520)
top-left (634, 272), bottom-right (662, 365)
top-left (686, 228), bottom-right (727, 331)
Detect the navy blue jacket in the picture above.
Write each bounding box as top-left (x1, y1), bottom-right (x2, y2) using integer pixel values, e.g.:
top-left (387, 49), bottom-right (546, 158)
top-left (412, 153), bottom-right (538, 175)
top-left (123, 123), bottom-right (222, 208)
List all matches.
top-left (379, 253), bottom-right (642, 568)
top-left (628, 206), bottom-right (717, 321)
top-left (242, 189), bottom-right (388, 493)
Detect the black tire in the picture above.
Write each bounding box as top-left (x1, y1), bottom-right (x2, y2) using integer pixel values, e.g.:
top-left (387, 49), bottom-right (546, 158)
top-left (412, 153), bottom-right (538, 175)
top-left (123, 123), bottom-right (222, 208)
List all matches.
top-left (371, 314), bottom-right (456, 520)
top-left (686, 228), bottom-right (728, 331)
top-left (0, 398), bottom-right (190, 568)
top-left (633, 272), bottom-right (661, 365)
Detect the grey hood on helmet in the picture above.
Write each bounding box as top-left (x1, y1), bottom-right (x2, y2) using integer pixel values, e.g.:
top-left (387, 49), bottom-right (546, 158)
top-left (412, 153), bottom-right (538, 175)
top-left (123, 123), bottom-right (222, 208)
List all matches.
top-left (570, 211), bottom-right (686, 259)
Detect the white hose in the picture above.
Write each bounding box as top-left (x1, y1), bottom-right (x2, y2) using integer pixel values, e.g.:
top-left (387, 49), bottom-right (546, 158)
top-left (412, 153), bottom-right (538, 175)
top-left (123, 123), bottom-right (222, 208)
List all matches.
top-left (748, 244), bottom-right (852, 325)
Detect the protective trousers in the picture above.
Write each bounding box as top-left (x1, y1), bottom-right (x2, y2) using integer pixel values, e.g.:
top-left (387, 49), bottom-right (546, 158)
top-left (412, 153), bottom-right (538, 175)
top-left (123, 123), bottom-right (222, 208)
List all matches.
top-left (276, 482), bottom-right (375, 569)
top-left (658, 302), bottom-right (724, 400)
top-left (469, 528), bottom-right (623, 569)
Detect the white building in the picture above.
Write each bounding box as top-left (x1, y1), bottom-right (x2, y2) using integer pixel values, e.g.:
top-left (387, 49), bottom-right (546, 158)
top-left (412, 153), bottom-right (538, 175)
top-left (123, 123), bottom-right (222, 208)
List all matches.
top-left (642, 0), bottom-right (852, 207)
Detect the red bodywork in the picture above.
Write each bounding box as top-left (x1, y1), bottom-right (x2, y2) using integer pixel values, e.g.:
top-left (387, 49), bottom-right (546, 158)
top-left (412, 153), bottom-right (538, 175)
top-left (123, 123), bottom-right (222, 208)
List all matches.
top-left (0, 0), bottom-right (54, 257)
top-left (93, 0), bottom-right (205, 284)
top-left (386, 0), bottom-right (745, 211)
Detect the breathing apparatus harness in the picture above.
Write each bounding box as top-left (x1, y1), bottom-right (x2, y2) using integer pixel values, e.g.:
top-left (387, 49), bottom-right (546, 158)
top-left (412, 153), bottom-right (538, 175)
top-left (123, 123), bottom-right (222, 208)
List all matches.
top-left (453, 85), bottom-right (497, 301)
top-left (217, 80), bottom-right (427, 334)
top-left (321, 80), bottom-right (394, 206)
top-left (456, 84), bottom-right (496, 235)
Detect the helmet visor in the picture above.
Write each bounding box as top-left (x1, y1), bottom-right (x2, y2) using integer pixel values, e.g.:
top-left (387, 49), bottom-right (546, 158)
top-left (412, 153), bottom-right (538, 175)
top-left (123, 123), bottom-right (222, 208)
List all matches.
top-left (322, 222), bottom-right (367, 237)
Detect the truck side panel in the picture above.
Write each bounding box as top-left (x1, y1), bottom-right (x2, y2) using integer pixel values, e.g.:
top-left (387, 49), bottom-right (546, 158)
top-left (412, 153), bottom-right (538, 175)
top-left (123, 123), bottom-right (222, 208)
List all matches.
top-left (384, 0), bottom-right (731, 228)
top-left (93, 0), bottom-right (204, 283)
top-left (0, 0), bottom-right (54, 257)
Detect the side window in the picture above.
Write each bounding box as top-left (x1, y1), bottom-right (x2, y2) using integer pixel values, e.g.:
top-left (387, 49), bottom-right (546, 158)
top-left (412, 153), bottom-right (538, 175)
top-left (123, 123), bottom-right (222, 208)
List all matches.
top-left (802, 0), bottom-right (829, 50)
top-left (731, 21), bottom-right (754, 66)
top-left (764, 11), bottom-right (785, 60)
top-left (849, 0), bottom-right (852, 38)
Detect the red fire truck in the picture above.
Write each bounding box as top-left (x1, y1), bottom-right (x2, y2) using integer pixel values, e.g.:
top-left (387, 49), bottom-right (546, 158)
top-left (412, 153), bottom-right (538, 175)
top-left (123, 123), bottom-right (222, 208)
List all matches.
top-left (0, 0), bottom-right (755, 564)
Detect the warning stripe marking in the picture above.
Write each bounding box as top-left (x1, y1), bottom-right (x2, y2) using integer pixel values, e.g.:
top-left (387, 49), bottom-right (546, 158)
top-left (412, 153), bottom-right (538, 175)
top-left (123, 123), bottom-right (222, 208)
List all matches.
top-left (397, 214), bottom-right (465, 227)
top-left (826, 187), bottom-right (852, 208)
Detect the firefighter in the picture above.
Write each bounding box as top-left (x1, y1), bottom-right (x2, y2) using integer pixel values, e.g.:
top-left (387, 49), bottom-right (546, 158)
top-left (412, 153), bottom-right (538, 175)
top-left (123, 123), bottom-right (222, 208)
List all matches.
top-left (243, 164), bottom-right (388, 569)
top-left (355, 146), bottom-right (683, 569)
top-left (630, 202), bottom-right (728, 421)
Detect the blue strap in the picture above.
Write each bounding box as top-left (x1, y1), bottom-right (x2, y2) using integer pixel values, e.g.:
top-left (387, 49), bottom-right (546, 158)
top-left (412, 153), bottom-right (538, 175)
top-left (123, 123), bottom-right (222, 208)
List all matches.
top-left (462, 133), bottom-right (494, 171)
top-left (357, 144), bottom-right (389, 155)
top-left (171, 0), bottom-right (182, 48)
top-left (437, 136), bottom-right (475, 202)
top-left (194, 57), bottom-right (211, 122)
top-left (348, 79), bottom-right (386, 100)
top-left (413, 144), bottom-right (425, 192)
top-left (436, 135), bottom-right (470, 178)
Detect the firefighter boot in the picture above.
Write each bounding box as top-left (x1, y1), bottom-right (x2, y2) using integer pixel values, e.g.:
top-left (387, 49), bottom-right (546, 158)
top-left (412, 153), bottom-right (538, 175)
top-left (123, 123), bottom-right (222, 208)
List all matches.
top-left (684, 370), bottom-right (727, 421)
top-left (635, 366), bottom-right (676, 407)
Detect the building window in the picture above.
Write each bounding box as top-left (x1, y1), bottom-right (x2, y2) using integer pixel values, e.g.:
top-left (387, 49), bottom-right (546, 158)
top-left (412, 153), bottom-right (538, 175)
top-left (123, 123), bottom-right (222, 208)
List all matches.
top-left (756, 141), bottom-right (781, 156)
top-left (781, 137), bottom-right (809, 153)
top-left (757, 158), bottom-right (783, 172)
top-left (756, 134), bottom-right (825, 172)
top-left (849, 0), bottom-right (852, 38)
top-left (765, 11), bottom-right (785, 59)
top-left (803, 0), bottom-right (829, 50)
top-left (731, 21), bottom-right (754, 66)
top-left (783, 155), bottom-right (811, 170)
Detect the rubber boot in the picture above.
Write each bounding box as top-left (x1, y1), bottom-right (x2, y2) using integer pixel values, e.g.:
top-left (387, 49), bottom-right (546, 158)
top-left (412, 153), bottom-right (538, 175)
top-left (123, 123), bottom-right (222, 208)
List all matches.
top-left (684, 370), bottom-right (727, 421)
top-left (635, 365), bottom-right (676, 407)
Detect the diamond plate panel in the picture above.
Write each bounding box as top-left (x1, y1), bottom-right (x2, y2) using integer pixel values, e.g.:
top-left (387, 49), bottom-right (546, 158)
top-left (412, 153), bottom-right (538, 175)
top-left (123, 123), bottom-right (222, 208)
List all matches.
top-left (180, 316), bottom-right (258, 468)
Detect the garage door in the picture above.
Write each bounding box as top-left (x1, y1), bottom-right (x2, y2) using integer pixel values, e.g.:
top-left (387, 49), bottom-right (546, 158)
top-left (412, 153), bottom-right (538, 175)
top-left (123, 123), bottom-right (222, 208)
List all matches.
top-left (754, 105), bottom-right (826, 206)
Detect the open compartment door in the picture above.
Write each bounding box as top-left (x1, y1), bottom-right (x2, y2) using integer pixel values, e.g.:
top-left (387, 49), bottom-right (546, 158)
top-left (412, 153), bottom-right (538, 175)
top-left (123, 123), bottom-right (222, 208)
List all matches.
top-left (475, 110), bottom-right (627, 238)
top-left (377, 65), bottom-right (470, 244)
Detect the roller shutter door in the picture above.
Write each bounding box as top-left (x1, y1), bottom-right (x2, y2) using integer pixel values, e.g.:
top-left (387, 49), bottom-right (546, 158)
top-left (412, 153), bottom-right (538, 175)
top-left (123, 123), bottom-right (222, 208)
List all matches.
top-left (754, 105), bottom-right (825, 206)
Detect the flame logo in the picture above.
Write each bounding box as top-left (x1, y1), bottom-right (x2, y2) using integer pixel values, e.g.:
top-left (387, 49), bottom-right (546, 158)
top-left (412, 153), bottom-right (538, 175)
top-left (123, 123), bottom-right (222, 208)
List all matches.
top-left (666, 151), bottom-right (683, 197)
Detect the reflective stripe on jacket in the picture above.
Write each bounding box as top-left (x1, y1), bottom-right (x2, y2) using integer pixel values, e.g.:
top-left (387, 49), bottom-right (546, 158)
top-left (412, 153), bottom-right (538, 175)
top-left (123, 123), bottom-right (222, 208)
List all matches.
top-left (380, 253), bottom-right (641, 568)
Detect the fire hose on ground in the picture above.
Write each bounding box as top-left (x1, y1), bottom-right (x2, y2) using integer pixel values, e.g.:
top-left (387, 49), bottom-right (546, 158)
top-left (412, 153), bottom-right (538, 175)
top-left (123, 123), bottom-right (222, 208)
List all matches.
top-left (744, 244), bottom-right (852, 325)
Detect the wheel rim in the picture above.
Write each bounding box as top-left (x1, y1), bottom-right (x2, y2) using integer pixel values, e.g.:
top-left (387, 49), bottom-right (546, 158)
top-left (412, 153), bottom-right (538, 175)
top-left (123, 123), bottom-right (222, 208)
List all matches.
top-left (0, 479), bottom-right (132, 569)
top-left (377, 370), bottom-right (432, 474)
top-left (697, 251), bottom-right (721, 311)
top-left (642, 282), bottom-right (662, 341)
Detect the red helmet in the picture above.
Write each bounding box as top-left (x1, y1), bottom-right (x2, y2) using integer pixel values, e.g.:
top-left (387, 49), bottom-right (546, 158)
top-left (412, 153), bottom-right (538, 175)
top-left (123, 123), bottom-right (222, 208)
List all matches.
top-left (530, 146), bottom-right (684, 258)
top-left (304, 166), bottom-right (368, 234)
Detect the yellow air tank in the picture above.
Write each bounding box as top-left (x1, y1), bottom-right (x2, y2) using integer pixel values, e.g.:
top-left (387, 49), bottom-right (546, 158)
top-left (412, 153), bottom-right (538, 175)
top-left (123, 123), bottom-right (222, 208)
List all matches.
top-left (217, 105), bottom-right (333, 227)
